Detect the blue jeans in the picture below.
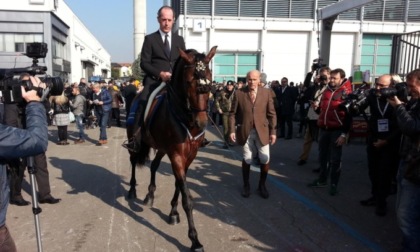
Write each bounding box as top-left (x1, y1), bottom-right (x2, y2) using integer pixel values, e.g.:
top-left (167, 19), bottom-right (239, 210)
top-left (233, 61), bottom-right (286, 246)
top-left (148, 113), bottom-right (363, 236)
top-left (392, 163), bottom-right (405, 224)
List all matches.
top-left (96, 110), bottom-right (109, 140)
top-left (0, 165), bottom-right (9, 227)
top-left (318, 129), bottom-right (342, 185)
top-left (396, 160), bottom-right (420, 252)
top-left (75, 114), bottom-right (86, 140)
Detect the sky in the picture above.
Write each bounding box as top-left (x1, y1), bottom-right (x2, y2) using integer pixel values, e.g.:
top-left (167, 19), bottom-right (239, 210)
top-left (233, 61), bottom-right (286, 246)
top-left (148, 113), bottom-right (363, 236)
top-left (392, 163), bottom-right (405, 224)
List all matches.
top-left (65, 0), bottom-right (163, 63)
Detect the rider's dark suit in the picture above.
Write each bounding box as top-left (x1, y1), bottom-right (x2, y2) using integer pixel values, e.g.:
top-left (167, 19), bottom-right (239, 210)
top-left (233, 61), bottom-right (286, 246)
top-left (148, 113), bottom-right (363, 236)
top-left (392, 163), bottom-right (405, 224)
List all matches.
top-left (138, 30), bottom-right (186, 119)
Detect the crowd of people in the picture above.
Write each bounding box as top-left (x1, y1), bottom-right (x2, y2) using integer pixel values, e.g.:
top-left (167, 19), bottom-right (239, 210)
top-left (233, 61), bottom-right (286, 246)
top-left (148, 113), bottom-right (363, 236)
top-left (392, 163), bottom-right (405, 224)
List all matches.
top-left (45, 77), bottom-right (142, 146)
top-left (208, 67), bottom-right (420, 251)
top-left (0, 4), bottom-right (418, 252)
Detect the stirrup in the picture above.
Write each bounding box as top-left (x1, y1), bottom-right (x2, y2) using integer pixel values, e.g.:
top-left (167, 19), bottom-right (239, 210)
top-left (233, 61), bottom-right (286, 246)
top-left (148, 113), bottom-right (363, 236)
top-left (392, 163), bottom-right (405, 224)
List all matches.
top-left (122, 139), bottom-right (137, 152)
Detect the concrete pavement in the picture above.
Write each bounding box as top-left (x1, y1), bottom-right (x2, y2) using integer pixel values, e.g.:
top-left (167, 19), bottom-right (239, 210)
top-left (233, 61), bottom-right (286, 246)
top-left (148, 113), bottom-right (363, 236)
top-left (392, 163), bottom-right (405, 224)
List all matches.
top-left (8, 122), bottom-right (401, 252)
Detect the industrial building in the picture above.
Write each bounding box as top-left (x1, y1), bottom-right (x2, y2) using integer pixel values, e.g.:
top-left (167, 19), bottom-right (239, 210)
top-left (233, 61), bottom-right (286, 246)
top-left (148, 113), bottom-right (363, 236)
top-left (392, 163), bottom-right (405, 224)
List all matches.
top-left (168, 0), bottom-right (420, 83)
top-left (0, 0), bottom-right (111, 83)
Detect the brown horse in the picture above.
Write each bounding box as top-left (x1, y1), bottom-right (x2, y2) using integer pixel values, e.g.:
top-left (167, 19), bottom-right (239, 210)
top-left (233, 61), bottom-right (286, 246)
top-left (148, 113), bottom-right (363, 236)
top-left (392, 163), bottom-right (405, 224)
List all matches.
top-left (126, 46), bottom-right (217, 252)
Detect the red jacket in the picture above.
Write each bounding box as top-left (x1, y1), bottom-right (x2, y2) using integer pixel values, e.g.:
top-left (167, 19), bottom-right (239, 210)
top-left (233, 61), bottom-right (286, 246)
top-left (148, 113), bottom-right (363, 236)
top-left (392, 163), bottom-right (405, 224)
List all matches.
top-left (317, 79), bottom-right (352, 129)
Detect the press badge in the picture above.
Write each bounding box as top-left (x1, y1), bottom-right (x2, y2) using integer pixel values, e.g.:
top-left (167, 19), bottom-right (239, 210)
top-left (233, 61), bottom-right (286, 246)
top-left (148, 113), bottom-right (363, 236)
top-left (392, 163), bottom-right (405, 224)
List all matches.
top-left (377, 119), bottom-right (389, 132)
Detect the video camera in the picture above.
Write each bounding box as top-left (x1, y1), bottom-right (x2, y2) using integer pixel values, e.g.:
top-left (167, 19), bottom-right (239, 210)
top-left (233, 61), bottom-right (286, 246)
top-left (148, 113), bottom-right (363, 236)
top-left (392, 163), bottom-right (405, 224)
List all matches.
top-left (0, 42), bottom-right (64, 104)
top-left (379, 82), bottom-right (408, 100)
top-left (312, 58), bottom-right (327, 72)
top-left (339, 83), bottom-right (371, 116)
top-left (340, 82), bottom-right (408, 116)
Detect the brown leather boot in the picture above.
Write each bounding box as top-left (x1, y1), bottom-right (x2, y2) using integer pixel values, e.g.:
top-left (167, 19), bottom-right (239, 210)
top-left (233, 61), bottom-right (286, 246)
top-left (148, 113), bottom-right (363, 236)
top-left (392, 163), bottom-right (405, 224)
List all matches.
top-left (258, 163), bottom-right (270, 199)
top-left (241, 160), bottom-right (251, 198)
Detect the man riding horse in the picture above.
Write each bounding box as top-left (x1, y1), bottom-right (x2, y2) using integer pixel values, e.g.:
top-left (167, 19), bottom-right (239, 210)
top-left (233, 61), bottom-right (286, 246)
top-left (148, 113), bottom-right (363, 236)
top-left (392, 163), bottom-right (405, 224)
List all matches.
top-left (123, 6), bottom-right (185, 150)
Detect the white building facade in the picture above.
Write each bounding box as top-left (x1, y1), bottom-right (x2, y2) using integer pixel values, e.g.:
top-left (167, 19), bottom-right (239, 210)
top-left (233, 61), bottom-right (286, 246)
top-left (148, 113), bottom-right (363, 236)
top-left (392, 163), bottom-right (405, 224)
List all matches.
top-left (0, 0), bottom-right (111, 83)
top-left (170, 0), bottom-right (420, 83)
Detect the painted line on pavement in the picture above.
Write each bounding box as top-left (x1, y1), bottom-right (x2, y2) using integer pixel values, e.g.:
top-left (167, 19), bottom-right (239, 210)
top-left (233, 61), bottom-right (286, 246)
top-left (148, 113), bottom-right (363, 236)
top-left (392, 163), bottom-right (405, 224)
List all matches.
top-left (268, 176), bottom-right (384, 252)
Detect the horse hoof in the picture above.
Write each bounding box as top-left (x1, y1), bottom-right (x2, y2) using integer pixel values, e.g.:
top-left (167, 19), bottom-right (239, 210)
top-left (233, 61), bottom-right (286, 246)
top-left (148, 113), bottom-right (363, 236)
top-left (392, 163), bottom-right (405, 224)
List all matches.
top-left (190, 244), bottom-right (204, 252)
top-left (168, 214), bottom-right (180, 225)
top-left (127, 190), bottom-right (137, 200)
top-left (143, 196), bottom-right (154, 207)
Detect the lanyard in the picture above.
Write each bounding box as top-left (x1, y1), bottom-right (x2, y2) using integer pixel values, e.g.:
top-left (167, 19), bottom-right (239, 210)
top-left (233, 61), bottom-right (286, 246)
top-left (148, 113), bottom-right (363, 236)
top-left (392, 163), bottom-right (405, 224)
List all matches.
top-left (376, 98), bottom-right (389, 117)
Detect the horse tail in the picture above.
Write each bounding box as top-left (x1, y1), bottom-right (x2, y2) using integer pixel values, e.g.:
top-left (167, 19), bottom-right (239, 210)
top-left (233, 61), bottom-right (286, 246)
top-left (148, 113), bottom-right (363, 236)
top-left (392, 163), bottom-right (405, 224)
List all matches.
top-left (136, 141), bottom-right (151, 165)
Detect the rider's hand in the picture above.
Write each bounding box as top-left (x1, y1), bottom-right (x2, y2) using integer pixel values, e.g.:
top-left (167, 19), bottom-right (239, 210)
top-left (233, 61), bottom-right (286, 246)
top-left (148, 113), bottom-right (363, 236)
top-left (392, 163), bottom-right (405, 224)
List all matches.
top-left (159, 71), bottom-right (172, 82)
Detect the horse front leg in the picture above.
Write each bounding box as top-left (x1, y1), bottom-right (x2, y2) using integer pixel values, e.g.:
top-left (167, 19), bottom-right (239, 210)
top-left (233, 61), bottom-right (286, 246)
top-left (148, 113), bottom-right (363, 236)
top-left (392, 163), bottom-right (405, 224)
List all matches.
top-left (127, 154), bottom-right (137, 199)
top-left (177, 176), bottom-right (203, 252)
top-left (144, 151), bottom-right (165, 207)
top-left (168, 181), bottom-right (181, 225)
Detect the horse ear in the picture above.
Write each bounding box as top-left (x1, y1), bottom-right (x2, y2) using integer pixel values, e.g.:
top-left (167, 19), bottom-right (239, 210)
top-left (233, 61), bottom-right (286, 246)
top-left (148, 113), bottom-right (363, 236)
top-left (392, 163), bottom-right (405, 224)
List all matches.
top-left (178, 48), bottom-right (194, 64)
top-left (205, 46), bottom-right (218, 63)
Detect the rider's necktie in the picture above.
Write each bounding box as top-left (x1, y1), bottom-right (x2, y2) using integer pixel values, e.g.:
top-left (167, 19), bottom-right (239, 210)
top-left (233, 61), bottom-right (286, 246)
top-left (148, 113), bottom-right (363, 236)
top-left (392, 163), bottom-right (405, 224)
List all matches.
top-left (164, 33), bottom-right (170, 58)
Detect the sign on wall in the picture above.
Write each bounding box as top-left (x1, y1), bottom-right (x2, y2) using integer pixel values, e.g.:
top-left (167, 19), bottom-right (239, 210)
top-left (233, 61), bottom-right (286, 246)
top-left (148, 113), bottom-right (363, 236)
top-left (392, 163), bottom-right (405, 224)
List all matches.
top-left (193, 19), bottom-right (206, 33)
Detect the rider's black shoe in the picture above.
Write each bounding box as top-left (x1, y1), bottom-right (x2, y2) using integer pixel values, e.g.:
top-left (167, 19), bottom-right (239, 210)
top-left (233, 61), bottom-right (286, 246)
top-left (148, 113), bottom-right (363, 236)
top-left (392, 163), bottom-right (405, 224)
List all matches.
top-left (122, 139), bottom-right (137, 152)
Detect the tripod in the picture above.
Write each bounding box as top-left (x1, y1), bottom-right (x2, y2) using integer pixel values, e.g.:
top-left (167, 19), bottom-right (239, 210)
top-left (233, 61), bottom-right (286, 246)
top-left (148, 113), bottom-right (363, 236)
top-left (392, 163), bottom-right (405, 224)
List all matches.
top-left (26, 156), bottom-right (43, 252)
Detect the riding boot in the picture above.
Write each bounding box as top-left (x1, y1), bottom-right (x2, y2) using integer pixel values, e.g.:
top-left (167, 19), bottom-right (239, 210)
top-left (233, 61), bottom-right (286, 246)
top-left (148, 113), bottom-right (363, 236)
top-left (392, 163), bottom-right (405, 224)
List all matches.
top-left (241, 160), bottom-right (251, 198)
top-left (258, 163), bottom-right (270, 199)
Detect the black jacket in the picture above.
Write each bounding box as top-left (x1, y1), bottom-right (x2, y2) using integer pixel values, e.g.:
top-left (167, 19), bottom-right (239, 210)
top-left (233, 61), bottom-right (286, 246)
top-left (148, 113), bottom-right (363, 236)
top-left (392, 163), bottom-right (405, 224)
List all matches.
top-left (395, 99), bottom-right (420, 160)
top-left (140, 30), bottom-right (186, 87)
top-left (52, 101), bottom-right (70, 114)
top-left (359, 94), bottom-right (401, 144)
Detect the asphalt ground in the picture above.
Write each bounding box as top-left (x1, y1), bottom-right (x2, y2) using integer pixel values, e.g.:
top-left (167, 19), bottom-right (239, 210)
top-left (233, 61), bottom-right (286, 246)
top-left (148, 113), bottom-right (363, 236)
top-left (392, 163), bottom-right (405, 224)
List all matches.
top-left (7, 119), bottom-right (402, 252)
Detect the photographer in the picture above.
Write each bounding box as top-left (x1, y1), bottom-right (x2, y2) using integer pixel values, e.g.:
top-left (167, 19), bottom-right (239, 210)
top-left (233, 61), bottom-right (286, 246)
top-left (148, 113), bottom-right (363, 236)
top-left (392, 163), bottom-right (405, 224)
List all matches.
top-left (297, 66), bottom-right (330, 167)
top-left (0, 77), bottom-right (48, 252)
top-left (308, 68), bottom-right (352, 196)
top-left (4, 73), bottom-right (60, 206)
top-left (357, 74), bottom-right (403, 216)
top-left (388, 69), bottom-right (420, 251)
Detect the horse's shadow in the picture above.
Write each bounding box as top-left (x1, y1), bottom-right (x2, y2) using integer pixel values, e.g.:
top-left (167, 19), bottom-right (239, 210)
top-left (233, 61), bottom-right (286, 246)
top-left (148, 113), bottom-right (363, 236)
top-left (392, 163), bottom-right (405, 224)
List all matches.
top-left (49, 157), bottom-right (189, 251)
top-left (176, 145), bottom-right (278, 251)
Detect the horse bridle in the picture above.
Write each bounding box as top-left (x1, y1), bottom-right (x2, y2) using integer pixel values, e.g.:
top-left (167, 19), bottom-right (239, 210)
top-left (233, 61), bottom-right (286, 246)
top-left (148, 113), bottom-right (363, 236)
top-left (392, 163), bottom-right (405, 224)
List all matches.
top-left (184, 59), bottom-right (212, 113)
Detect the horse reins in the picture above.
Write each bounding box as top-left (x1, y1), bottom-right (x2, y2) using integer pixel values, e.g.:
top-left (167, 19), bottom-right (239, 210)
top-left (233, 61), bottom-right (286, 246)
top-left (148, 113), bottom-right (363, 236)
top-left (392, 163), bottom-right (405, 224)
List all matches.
top-left (166, 57), bottom-right (212, 141)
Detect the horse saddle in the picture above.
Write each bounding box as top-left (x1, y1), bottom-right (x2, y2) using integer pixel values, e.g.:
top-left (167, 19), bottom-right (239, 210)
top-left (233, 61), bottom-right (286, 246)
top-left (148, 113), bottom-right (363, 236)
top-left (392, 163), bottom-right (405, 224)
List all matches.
top-left (144, 82), bottom-right (167, 126)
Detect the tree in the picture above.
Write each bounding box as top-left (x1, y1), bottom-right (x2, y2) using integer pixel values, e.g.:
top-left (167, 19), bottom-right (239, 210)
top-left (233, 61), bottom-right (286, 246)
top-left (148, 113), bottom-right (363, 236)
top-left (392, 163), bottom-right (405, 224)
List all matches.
top-left (111, 68), bottom-right (120, 79)
top-left (132, 55), bottom-right (143, 81)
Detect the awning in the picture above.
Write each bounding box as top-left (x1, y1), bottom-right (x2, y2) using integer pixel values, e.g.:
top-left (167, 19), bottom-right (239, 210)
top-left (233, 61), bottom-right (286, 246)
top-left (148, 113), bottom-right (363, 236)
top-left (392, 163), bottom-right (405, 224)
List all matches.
top-left (81, 59), bottom-right (98, 66)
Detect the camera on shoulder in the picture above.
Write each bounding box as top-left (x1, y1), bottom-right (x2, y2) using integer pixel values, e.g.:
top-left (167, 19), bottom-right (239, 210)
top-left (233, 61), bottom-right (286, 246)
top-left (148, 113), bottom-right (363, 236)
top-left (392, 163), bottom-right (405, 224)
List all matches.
top-left (312, 58), bottom-right (327, 72)
top-left (339, 81), bottom-right (408, 116)
top-left (339, 83), bottom-right (371, 116)
top-left (0, 42), bottom-right (64, 104)
top-left (379, 82), bottom-right (408, 100)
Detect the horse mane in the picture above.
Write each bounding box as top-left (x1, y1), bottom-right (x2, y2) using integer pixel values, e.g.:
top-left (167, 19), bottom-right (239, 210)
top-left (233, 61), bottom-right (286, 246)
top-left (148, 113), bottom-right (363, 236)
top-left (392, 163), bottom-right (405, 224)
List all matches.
top-left (166, 49), bottom-right (202, 123)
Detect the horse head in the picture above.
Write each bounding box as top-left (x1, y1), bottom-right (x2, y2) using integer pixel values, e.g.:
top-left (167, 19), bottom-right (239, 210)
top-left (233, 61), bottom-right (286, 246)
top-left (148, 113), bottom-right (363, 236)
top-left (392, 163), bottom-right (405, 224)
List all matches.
top-left (178, 46), bottom-right (217, 130)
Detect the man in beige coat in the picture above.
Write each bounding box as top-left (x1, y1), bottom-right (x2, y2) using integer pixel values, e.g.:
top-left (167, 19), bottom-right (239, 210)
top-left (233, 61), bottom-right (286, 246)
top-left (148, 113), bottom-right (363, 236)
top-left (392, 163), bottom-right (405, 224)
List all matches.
top-left (229, 70), bottom-right (277, 199)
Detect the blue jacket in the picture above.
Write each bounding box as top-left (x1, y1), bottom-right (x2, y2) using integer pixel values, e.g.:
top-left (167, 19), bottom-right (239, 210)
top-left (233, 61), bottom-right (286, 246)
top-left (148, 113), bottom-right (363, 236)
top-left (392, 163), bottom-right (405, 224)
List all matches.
top-left (0, 102), bottom-right (48, 159)
top-left (0, 101), bottom-right (48, 227)
top-left (93, 89), bottom-right (112, 112)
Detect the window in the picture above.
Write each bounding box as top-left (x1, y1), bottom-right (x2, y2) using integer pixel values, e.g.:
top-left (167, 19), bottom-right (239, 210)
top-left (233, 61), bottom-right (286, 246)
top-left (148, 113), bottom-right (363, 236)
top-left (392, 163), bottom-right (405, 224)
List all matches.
top-left (52, 38), bottom-right (67, 60)
top-left (15, 43), bottom-right (25, 52)
top-left (360, 34), bottom-right (393, 80)
top-left (0, 33), bottom-right (43, 53)
top-left (187, 0), bottom-right (211, 15)
top-left (213, 53), bottom-right (259, 83)
top-left (215, 0), bottom-right (239, 16)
